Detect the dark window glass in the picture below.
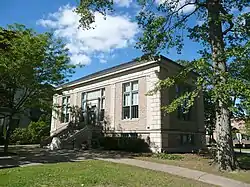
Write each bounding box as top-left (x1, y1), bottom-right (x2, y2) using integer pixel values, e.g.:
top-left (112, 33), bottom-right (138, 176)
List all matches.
top-left (122, 81), bottom-right (139, 119)
top-left (131, 105), bottom-right (138, 118)
top-left (122, 106), bottom-right (130, 119)
top-left (181, 134), bottom-right (195, 145)
top-left (100, 109), bottom-right (105, 121)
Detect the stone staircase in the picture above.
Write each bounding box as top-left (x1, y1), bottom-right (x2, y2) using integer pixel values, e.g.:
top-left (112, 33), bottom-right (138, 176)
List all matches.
top-left (40, 122), bottom-right (103, 150)
top-left (61, 125), bottom-right (92, 149)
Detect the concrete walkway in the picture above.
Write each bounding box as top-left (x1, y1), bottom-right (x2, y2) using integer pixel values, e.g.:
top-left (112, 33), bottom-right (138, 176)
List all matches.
top-left (98, 158), bottom-right (250, 187)
top-left (1, 147), bottom-right (249, 187)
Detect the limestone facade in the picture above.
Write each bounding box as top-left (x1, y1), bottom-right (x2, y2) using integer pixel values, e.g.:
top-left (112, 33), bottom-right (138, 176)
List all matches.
top-left (51, 56), bottom-right (205, 152)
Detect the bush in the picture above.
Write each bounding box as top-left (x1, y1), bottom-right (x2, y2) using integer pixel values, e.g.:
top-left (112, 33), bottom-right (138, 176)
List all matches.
top-left (10, 128), bottom-right (32, 145)
top-left (28, 121), bottom-right (50, 143)
top-left (152, 153), bottom-right (184, 160)
top-left (10, 120), bottom-right (50, 145)
top-left (99, 137), bottom-right (151, 153)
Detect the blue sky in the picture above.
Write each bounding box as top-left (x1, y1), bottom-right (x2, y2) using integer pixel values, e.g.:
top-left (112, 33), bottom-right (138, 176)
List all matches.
top-left (0, 0), bottom-right (202, 81)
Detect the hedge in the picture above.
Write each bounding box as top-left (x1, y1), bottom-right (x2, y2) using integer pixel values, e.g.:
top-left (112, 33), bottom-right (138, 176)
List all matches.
top-left (99, 136), bottom-right (151, 153)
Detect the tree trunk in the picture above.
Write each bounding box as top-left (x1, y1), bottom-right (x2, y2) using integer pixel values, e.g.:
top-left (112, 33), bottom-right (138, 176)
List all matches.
top-left (207, 0), bottom-right (238, 171)
top-left (3, 115), bottom-right (12, 153)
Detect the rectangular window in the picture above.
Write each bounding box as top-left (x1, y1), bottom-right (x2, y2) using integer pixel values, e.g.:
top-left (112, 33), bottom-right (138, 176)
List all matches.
top-left (181, 134), bottom-right (195, 145)
top-left (100, 88), bottom-right (105, 121)
top-left (81, 88), bottom-right (105, 121)
top-left (61, 96), bottom-right (70, 123)
top-left (176, 85), bottom-right (192, 121)
top-left (82, 93), bottom-right (87, 111)
top-left (122, 81), bottom-right (139, 119)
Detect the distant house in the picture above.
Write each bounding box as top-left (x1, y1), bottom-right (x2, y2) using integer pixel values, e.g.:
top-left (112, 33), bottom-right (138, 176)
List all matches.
top-left (231, 118), bottom-right (250, 147)
top-left (0, 107), bottom-right (43, 143)
top-left (50, 56), bottom-right (205, 152)
top-left (231, 118), bottom-right (247, 134)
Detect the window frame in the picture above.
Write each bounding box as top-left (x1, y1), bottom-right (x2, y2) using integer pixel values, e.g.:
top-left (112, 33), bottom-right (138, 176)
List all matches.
top-left (176, 84), bottom-right (192, 121)
top-left (180, 134), bottom-right (195, 145)
top-left (122, 80), bottom-right (139, 120)
top-left (81, 88), bottom-right (106, 122)
top-left (61, 96), bottom-right (70, 123)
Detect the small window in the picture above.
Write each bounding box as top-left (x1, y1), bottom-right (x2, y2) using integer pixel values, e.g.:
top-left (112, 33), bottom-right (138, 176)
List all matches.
top-left (122, 81), bottom-right (139, 119)
top-left (123, 83), bottom-right (131, 92)
top-left (181, 134), bottom-right (195, 145)
top-left (132, 81), bottom-right (138, 91)
top-left (121, 133), bottom-right (138, 138)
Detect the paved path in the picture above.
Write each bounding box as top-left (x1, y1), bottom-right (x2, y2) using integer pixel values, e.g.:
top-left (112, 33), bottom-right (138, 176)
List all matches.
top-left (98, 158), bottom-right (250, 187)
top-left (1, 147), bottom-right (250, 187)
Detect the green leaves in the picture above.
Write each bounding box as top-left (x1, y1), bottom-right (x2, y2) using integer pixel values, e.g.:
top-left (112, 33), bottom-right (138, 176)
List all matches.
top-left (75, 0), bottom-right (113, 30)
top-left (75, 0), bottom-right (250, 170)
top-left (0, 24), bottom-right (75, 113)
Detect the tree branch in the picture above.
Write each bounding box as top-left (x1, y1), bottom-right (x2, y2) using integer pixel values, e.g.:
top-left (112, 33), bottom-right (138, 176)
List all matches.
top-left (14, 88), bottom-right (35, 111)
top-left (171, 6), bottom-right (200, 30)
top-left (161, 1), bottom-right (204, 31)
top-left (220, 5), bottom-right (234, 35)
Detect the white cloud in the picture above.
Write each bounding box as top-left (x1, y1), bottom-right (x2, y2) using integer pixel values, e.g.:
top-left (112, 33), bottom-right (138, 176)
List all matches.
top-left (71, 54), bottom-right (91, 65)
top-left (155, 0), bottom-right (195, 14)
top-left (37, 4), bottom-right (138, 65)
top-left (97, 53), bottom-right (108, 63)
top-left (114, 0), bottom-right (133, 7)
top-left (100, 59), bottom-right (108, 63)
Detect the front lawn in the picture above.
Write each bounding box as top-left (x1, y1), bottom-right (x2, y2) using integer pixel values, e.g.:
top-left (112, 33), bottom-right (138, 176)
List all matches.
top-left (0, 160), bottom-right (214, 187)
top-left (137, 153), bottom-right (250, 184)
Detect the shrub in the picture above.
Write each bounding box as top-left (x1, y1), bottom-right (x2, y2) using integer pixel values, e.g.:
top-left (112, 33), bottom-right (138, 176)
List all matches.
top-left (10, 120), bottom-right (50, 145)
top-left (10, 128), bottom-right (32, 145)
top-left (152, 153), bottom-right (184, 160)
top-left (28, 120), bottom-right (50, 143)
top-left (99, 137), bottom-right (151, 153)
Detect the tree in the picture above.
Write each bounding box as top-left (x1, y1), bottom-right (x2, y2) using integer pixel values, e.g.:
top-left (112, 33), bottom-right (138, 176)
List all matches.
top-left (204, 90), bottom-right (216, 143)
top-left (0, 24), bottom-right (75, 153)
top-left (76, 0), bottom-right (250, 171)
top-left (136, 0), bottom-right (250, 171)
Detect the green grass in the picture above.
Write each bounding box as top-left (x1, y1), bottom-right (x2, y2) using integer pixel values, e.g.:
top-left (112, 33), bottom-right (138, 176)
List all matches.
top-left (0, 160), bottom-right (214, 187)
top-left (137, 153), bottom-right (250, 184)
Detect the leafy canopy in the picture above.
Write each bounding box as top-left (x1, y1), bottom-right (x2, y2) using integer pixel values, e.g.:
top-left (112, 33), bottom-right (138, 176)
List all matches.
top-left (76, 0), bottom-right (250, 116)
top-left (0, 24), bottom-right (75, 114)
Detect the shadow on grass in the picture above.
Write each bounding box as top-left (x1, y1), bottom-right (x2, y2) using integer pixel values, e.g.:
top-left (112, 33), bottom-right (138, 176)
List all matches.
top-left (0, 145), bottom-right (141, 169)
top-left (236, 152), bottom-right (250, 170)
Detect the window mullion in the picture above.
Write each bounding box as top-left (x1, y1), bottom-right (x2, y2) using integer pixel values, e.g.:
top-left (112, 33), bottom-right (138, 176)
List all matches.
top-left (130, 82), bottom-right (132, 119)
